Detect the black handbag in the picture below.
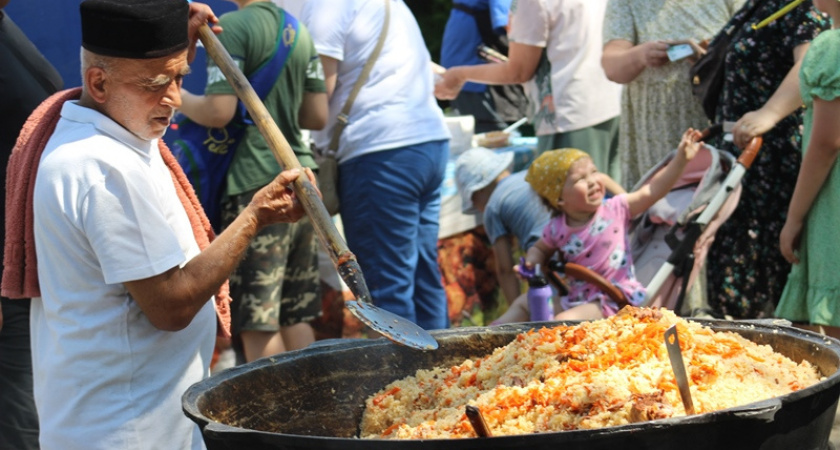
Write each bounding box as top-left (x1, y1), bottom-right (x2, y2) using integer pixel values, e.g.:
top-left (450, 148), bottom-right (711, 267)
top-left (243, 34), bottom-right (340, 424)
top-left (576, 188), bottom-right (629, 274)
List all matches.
top-left (690, 41), bottom-right (729, 121)
top-left (689, 0), bottom-right (766, 121)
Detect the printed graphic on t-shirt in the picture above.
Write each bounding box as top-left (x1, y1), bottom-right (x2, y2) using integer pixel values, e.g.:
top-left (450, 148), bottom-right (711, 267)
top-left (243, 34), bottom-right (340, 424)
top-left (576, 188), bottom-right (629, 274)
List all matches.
top-left (207, 58), bottom-right (245, 85)
top-left (307, 55), bottom-right (325, 81)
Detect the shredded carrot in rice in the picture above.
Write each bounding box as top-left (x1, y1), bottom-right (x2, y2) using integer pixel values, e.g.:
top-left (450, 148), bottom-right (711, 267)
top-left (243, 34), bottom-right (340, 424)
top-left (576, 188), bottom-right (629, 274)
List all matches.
top-left (359, 307), bottom-right (823, 440)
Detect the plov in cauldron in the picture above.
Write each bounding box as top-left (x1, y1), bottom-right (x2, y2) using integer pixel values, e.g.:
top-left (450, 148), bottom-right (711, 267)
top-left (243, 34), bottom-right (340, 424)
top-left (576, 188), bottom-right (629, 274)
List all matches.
top-left (360, 307), bottom-right (822, 439)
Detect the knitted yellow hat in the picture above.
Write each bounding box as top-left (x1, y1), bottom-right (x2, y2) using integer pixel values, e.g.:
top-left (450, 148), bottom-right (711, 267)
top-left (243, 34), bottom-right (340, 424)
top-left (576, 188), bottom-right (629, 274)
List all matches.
top-left (525, 148), bottom-right (590, 206)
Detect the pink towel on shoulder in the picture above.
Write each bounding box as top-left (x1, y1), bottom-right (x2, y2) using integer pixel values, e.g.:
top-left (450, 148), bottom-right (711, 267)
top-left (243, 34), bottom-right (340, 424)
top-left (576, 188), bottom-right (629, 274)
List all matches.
top-left (2, 87), bottom-right (231, 338)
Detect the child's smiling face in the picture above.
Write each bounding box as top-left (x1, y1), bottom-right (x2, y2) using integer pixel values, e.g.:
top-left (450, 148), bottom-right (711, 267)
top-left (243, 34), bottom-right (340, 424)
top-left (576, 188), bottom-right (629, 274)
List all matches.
top-left (559, 157), bottom-right (604, 217)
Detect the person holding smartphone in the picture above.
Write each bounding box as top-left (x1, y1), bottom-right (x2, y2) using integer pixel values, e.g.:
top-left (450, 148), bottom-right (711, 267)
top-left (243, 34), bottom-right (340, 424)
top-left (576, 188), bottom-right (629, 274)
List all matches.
top-left (601, 0), bottom-right (743, 189)
top-left (436, 0), bottom-right (623, 185)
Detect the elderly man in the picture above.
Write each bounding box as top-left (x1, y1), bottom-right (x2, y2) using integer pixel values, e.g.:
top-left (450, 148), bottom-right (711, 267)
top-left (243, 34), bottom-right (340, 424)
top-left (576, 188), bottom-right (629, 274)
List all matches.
top-left (3, 0), bottom-right (314, 448)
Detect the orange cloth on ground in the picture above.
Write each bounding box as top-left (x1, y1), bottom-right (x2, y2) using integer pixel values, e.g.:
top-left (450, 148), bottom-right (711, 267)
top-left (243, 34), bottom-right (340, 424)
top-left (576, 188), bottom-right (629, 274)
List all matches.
top-left (1, 87), bottom-right (231, 337)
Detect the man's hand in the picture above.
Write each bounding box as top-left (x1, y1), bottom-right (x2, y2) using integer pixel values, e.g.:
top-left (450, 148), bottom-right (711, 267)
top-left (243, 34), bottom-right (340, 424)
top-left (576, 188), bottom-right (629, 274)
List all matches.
top-left (187, 2), bottom-right (222, 63)
top-left (248, 168), bottom-right (316, 228)
top-left (124, 167), bottom-right (316, 332)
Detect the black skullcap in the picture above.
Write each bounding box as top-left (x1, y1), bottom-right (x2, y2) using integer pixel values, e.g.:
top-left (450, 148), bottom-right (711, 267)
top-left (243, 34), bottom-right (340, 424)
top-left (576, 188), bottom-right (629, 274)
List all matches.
top-left (80, 0), bottom-right (189, 59)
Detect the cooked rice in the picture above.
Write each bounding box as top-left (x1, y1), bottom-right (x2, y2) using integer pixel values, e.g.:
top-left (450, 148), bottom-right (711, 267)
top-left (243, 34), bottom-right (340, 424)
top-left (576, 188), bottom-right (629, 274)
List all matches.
top-left (359, 307), bottom-right (822, 439)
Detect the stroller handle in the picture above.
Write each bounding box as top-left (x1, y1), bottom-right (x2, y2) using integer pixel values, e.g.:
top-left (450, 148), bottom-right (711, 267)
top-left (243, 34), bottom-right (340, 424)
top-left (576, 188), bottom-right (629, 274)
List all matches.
top-left (546, 261), bottom-right (629, 308)
top-left (641, 125), bottom-right (763, 311)
top-left (700, 124), bottom-right (764, 169)
top-left (736, 137), bottom-right (763, 169)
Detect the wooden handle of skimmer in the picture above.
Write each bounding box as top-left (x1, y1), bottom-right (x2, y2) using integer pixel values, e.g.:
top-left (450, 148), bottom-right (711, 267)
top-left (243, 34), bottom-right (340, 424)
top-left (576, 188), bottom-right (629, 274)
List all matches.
top-left (196, 24), bottom-right (361, 286)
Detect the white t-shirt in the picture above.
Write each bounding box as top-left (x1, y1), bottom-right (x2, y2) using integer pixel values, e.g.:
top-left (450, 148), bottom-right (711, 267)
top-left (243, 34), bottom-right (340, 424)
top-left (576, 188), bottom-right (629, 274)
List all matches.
top-left (300, 0), bottom-right (450, 163)
top-left (509, 0), bottom-right (621, 135)
top-left (31, 102), bottom-right (216, 450)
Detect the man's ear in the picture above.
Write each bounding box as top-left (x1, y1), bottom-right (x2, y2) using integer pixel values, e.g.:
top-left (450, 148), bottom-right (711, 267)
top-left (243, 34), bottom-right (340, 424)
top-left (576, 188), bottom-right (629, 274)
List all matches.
top-left (84, 67), bottom-right (109, 104)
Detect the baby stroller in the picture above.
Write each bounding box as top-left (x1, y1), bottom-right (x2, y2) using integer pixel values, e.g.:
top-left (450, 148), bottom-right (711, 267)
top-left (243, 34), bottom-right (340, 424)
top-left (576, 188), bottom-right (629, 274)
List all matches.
top-left (546, 125), bottom-right (763, 317)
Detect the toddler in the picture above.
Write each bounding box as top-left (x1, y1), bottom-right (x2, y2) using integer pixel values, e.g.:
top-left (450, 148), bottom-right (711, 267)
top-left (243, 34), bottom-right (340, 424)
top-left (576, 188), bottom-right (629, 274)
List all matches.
top-left (495, 128), bottom-right (702, 323)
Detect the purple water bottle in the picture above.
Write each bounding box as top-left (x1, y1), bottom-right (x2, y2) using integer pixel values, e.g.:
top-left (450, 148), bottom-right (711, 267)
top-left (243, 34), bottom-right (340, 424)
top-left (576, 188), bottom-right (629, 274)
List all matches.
top-left (527, 264), bottom-right (554, 322)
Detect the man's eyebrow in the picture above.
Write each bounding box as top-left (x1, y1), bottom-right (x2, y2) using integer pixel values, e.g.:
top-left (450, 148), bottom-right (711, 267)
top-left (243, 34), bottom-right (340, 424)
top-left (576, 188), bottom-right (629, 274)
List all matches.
top-left (136, 67), bottom-right (192, 87)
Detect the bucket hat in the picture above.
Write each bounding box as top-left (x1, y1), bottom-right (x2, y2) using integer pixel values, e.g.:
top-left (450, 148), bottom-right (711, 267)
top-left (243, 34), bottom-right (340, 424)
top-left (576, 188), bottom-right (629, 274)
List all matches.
top-left (455, 147), bottom-right (514, 214)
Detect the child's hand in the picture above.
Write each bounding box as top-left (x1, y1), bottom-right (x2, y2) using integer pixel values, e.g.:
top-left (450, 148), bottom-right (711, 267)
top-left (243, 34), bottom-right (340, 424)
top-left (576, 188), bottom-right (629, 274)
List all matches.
top-left (678, 127), bottom-right (702, 162)
top-left (514, 257), bottom-right (536, 279)
top-left (626, 127), bottom-right (702, 217)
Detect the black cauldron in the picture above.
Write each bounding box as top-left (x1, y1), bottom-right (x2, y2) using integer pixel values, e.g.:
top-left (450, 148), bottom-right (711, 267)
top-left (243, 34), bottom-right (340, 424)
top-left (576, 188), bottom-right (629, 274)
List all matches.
top-left (183, 319), bottom-right (840, 450)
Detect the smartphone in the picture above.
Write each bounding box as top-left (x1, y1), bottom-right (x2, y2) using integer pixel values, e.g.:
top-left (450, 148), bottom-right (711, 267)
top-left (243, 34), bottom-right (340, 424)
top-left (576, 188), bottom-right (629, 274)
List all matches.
top-left (477, 45), bottom-right (508, 64)
top-left (667, 44), bottom-right (694, 62)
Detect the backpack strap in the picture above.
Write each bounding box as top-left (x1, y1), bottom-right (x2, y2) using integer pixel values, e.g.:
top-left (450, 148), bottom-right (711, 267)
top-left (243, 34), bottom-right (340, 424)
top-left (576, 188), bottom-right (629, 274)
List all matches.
top-left (249, 8), bottom-right (300, 99)
top-left (238, 8), bottom-right (300, 123)
top-left (452, 2), bottom-right (508, 55)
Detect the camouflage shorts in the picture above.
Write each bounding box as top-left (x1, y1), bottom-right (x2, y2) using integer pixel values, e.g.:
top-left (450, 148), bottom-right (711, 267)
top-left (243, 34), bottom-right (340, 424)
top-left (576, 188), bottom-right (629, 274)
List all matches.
top-left (221, 188), bottom-right (322, 333)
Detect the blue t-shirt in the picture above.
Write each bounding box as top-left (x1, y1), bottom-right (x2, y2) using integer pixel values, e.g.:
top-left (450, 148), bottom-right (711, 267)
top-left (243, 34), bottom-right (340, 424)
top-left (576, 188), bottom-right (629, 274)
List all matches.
top-left (483, 171), bottom-right (550, 250)
top-left (439, 0), bottom-right (511, 93)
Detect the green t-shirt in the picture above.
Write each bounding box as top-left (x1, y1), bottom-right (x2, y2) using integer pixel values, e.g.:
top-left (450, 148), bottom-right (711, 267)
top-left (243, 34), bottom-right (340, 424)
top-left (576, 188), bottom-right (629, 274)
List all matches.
top-left (205, 2), bottom-right (326, 195)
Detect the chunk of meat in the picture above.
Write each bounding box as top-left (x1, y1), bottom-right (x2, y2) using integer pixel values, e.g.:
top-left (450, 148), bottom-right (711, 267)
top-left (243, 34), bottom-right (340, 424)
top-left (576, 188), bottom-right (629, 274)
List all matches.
top-left (629, 392), bottom-right (675, 423)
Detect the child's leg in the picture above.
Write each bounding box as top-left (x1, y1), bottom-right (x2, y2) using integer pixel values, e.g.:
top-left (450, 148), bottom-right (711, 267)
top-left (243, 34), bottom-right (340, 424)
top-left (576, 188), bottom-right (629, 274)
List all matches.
top-left (554, 302), bottom-right (603, 321)
top-left (490, 293), bottom-right (531, 325)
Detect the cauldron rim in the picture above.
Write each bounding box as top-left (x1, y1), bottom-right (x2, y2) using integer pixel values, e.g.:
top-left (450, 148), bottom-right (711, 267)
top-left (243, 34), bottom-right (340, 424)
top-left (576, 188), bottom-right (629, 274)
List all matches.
top-left (183, 318), bottom-right (840, 448)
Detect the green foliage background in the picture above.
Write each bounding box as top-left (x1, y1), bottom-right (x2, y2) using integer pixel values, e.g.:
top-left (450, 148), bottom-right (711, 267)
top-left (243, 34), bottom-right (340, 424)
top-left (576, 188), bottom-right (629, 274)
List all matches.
top-left (406, 0), bottom-right (451, 64)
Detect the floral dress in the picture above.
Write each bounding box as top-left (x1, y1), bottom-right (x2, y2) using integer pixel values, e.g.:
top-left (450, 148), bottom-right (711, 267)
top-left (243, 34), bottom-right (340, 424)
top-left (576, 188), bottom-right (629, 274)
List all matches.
top-left (775, 29), bottom-right (840, 327)
top-left (603, 0), bottom-right (744, 188)
top-left (705, 0), bottom-right (829, 319)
